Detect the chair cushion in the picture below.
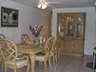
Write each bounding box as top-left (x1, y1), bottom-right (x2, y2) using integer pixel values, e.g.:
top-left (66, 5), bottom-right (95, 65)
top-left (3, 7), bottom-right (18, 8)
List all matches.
top-left (17, 53), bottom-right (24, 56)
top-left (36, 52), bottom-right (45, 60)
top-left (6, 59), bottom-right (27, 66)
top-left (42, 51), bottom-right (45, 53)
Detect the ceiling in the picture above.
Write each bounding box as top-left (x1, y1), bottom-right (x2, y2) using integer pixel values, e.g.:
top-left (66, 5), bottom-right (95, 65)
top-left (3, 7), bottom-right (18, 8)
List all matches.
top-left (10, 0), bottom-right (96, 12)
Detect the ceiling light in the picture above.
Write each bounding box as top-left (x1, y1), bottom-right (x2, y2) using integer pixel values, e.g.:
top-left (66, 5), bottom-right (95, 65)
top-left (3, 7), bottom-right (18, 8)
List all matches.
top-left (42, 4), bottom-right (47, 9)
top-left (37, 4), bottom-right (42, 8)
top-left (37, 3), bottom-right (47, 9)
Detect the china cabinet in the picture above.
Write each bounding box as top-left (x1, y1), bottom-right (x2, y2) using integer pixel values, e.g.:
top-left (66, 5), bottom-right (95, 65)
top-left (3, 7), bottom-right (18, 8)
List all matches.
top-left (57, 13), bottom-right (86, 56)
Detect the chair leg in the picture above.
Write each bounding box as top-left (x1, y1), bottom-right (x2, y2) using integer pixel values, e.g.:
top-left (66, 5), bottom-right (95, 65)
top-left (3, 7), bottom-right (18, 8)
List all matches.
top-left (53, 54), bottom-right (55, 65)
top-left (27, 62), bottom-right (30, 72)
top-left (2, 64), bottom-right (4, 72)
top-left (14, 69), bottom-right (17, 72)
top-left (44, 60), bottom-right (47, 72)
top-left (58, 49), bottom-right (60, 59)
top-left (1, 57), bottom-right (4, 72)
top-left (4, 65), bottom-right (7, 72)
top-left (3, 63), bottom-right (7, 72)
top-left (49, 57), bottom-right (51, 68)
top-left (55, 53), bottom-right (57, 63)
top-left (12, 69), bottom-right (14, 72)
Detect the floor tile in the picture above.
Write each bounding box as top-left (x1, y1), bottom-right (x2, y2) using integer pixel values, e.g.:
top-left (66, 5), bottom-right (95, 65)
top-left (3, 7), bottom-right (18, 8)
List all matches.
top-left (0, 54), bottom-right (95, 72)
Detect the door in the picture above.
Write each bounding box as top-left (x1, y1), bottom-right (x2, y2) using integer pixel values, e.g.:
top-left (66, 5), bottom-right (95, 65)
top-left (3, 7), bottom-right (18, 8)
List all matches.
top-left (64, 15), bottom-right (75, 54)
top-left (57, 16), bottom-right (65, 52)
top-left (74, 14), bottom-right (85, 55)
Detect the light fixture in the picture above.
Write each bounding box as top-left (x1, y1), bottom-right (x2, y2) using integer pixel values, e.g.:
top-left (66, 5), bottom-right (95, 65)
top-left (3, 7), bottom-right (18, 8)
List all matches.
top-left (42, 4), bottom-right (47, 9)
top-left (37, 3), bottom-right (47, 9)
top-left (37, 4), bottom-right (42, 8)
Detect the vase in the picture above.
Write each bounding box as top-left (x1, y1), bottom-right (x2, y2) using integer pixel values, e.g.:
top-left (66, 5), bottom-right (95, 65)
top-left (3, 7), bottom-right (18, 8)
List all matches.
top-left (35, 36), bottom-right (39, 45)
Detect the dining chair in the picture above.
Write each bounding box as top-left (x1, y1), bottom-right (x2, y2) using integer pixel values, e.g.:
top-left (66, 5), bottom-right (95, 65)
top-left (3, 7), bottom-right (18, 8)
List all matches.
top-left (54, 36), bottom-right (61, 61)
top-left (0, 34), bottom-right (6, 39)
top-left (35, 36), bottom-right (54, 72)
top-left (0, 34), bottom-right (6, 71)
top-left (0, 38), bottom-right (30, 72)
top-left (41, 34), bottom-right (52, 54)
top-left (20, 33), bottom-right (31, 56)
top-left (57, 36), bottom-right (61, 59)
top-left (49, 36), bottom-right (61, 67)
top-left (43, 34), bottom-right (52, 42)
top-left (21, 34), bottom-right (30, 44)
top-left (0, 34), bottom-right (6, 49)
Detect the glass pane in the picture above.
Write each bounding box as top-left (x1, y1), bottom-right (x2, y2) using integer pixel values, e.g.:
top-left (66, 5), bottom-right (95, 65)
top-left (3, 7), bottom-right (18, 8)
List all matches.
top-left (76, 17), bottom-right (82, 38)
top-left (58, 17), bottom-right (64, 36)
top-left (66, 17), bottom-right (74, 37)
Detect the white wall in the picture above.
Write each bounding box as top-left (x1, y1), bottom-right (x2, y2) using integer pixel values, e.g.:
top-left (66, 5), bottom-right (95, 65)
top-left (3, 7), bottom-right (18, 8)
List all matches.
top-left (94, 7), bottom-right (96, 47)
top-left (52, 7), bottom-right (95, 55)
top-left (0, 0), bottom-right (50, 43)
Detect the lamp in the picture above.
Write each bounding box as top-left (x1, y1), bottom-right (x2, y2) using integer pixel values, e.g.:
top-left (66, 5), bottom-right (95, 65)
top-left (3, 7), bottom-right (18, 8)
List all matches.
top-left (37, 3), bottom-right (47, 9)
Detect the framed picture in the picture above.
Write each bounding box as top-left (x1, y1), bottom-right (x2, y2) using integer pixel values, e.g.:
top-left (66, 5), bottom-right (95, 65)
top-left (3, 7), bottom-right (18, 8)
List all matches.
top-left (1, 7), bottom-right (18, 27)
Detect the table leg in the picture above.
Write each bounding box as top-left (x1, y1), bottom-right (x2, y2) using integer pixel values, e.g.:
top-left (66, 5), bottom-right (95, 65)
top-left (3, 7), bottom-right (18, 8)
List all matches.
top-left (93, 52), bottom-right (96, 69)
top-left (30, 54), bottom-right (35, 72)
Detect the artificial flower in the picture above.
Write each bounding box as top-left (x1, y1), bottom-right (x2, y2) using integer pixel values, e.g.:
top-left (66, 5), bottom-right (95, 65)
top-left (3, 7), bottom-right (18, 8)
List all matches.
top-left (29, 25), bottom-right (43, 37)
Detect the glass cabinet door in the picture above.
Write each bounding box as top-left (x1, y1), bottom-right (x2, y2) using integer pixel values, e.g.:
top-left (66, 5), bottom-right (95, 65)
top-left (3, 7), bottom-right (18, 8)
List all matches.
top-left (66, 16), bottom-right (74, 38)
top-left (75, 16), bottom-right (83, 39)
top-left (58, 17), bottom-right (64, 36)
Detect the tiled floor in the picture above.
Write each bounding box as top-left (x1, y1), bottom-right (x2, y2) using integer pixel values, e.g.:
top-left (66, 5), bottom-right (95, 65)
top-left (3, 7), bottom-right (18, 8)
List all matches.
top-left (0, 54), bottom-right (95, 72)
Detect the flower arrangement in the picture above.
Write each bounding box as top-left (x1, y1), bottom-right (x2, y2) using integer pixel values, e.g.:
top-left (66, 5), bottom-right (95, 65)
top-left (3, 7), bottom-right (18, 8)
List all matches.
top-left (29, 25), bottom-right (43, 37)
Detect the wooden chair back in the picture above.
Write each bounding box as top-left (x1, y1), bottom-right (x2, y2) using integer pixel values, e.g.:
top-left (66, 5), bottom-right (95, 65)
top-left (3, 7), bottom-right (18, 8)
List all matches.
top-left (21, 34), bottom-right (30, 44)
top-left (43, 34), bottom-right (52, 41)
top-left (0, 38), bottom-right (30, 72)
top-left (54, 36), bottom-right (61, 51)
top-left (0, 34), bottom-right (6, 71)
top-left (54, 36), bottom-right (61, 59)
top-left (0, 34), bottom-right (6, 39)
top-left (0, 38), bottom-right (17, 62)
top-left (45, 36), bottom-right (54, 54)
top-left (0, 34), bottom-right (6, 48)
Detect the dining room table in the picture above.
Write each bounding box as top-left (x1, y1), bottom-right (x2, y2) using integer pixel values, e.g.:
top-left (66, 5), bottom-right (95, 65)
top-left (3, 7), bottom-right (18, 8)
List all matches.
top-left (16, 43), bottom-right (45, 72)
